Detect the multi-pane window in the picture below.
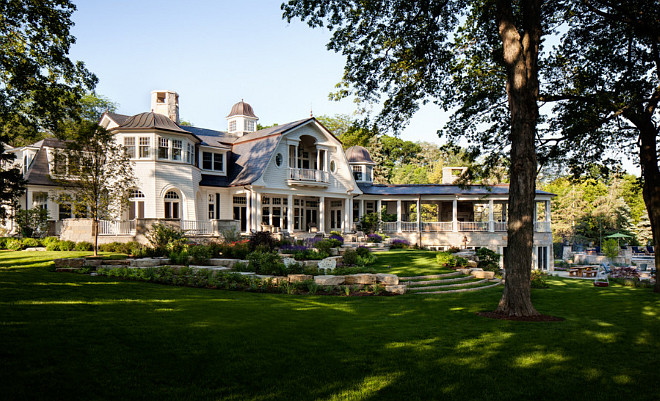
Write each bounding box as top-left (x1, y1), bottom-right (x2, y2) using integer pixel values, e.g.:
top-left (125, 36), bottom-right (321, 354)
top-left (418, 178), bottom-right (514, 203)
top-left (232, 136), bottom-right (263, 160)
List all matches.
top-left (172, 140), bottom-right (182, 161)
top-left (58, 204), bottom-right (72, 220)
top-left (213, 153), bottom-right (223, 171)
top-left (352, 165), bottom-right (363, 181)
top-left (208, 194), bottom-right (215, 219)
top-left (164, 191), bottom-right (180, 219)
top-left (158, 138), bottom-right (169, 159)
top-left (33, 192), bottom-right (48, 211)
top-left (124, 137), bottom-right (136, 158)
top-left (246, 120), bottom-right (255, 131)
top-left (139, 137), bottom-right (150, 158)
top-left (365, 166), bottom-right (373, 181)
top-left (202, 151), bottom-right (223, 171)
top-left (229, 121), bottom-right (237, 132)
top-left (186, 143), bottom-right (193, 164)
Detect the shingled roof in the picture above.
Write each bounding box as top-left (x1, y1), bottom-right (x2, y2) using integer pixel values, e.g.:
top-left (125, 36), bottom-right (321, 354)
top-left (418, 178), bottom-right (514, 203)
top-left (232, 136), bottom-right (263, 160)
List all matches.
top-left (117, 112), bottom-right (190, 134)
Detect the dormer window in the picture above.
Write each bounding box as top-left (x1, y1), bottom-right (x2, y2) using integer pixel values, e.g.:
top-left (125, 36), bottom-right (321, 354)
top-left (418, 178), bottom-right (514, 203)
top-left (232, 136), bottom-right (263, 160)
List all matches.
top-left (229, 121), bottom-right (237, 132)
top-left (352, 165), bottom-right (363, 181)
top-left (202, 151), bottom-right (224, 172)
top-left (246, 120), bottom-right (255, 132)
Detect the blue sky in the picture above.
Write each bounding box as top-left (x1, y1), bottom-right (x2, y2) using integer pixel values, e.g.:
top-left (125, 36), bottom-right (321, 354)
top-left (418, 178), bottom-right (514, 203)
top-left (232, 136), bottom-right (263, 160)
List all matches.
top-left (68, 0), bottom-right (450, 143)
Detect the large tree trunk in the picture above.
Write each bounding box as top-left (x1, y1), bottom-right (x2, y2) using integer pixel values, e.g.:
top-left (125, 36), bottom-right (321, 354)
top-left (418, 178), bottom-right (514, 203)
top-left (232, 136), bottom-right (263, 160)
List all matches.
top-left (637, 118), bottom-right (660, 293)
top-left (93, 219), bottom-right (98, 257)
top-left (495, 0), bottom-right (541, 316)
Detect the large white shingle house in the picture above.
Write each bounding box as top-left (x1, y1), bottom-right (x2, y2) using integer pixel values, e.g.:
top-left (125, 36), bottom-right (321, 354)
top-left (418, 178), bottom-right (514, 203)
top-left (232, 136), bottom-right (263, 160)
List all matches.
top-left (5, 90), bottom-right (555, 270)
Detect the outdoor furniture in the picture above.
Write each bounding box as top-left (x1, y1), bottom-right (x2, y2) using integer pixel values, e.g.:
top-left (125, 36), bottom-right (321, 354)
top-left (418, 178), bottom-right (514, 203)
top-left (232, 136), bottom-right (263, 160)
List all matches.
top-left (594, 265), bottom-right (610, 287)
top-left (573, 266), bottom-right (589, 277)
top-left (569, 269), bottom-right (578, 277)
top-left (584, 271), bottom-right (597, 278)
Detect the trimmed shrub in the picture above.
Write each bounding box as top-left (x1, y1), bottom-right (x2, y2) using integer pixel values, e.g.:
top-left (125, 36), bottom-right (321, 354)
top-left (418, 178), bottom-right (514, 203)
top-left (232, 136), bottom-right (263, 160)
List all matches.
top-left (342, 248), bottom-right (358, 266)
top-left (247, 251), bottom-right (285, 275)
top-left (22, 238), bottom-right (40, 248)
top-left (6, 238), bottom-right (24, 251)
top-left (249, 231), bottom-right (275, 252)
top-left (314, 239), bottom-right (335, 255)
top-left (293, 249), bottom-right (328, 261)
top-left (188, 244), bottom-right (211, 265)
top-left (42, 236), bottom-right (60, 246)
top-left (531, 270), bottom-right (549, 288)
top-left (58, 240), bottom-right (75, 251)
top-left (46, 241), bottom-right (61, 251)
top-left (169, 250), bottom-right (190, 266)
top-left (74, 241), bottom-right (93, 251)
top-left (146, 223), bottom-right (184, 253)
top-left (355, 246), bottom-right (371, 257)
top-left (0, 237), bottom-right (9, 250)
top-left (219, 239), bottom-right (250, 259)
top-left (476, 247), bottom-right (500, 272)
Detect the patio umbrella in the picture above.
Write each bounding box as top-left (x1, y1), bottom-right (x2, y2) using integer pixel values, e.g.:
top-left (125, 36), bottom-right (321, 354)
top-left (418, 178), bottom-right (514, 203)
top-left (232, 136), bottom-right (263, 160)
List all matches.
top-left (605, 233), bottom-right (633, 247)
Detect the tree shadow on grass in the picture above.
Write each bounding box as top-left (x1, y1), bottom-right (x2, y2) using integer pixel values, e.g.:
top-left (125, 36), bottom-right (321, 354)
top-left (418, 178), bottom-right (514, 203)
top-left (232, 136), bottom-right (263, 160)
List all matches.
top-left (1, 268), bottom-right (659, 401)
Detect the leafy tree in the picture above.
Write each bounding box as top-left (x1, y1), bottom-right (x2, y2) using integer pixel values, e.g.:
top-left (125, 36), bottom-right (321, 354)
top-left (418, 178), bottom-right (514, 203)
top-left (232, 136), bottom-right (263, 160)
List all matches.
top-left (51, 124), bottom-right (136, 255)
top-left (283, 0), bottom-right (552, 316)
top-left (539, 1), bottom-right (660, 292)
top-left (0, 1), bottom-right (96, 221)
top-left (602, 239), bottom-right (620, 261)
top-left (15, 208), bottom-right (49, 238)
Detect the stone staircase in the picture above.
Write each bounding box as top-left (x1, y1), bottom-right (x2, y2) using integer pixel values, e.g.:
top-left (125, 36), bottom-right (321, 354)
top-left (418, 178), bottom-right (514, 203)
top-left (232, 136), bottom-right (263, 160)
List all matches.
top-left (400, 272), bottom-right (502, 294)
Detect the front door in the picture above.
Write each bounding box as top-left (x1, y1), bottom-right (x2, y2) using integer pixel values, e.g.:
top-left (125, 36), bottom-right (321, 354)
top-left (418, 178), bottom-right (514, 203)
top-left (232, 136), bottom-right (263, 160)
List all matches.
top-left (306, 209), bottom-right (318, 231)
top-left (330, 208), bottom-right (342, 231)
top-left (234, 206), bottom-right (247, 232)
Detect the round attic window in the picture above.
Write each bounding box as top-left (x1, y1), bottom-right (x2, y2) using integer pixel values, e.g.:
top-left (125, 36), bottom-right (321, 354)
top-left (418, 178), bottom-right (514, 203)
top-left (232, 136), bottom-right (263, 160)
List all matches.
top-left (330, 160), bottom-right (336, 173)
top-left (275, 153), bottom-right (283, 167)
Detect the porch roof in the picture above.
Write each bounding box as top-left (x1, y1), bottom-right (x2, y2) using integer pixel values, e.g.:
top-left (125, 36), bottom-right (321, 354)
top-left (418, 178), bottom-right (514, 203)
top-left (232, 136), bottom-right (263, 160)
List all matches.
top-left (357, 183), bottom-right (554, 197)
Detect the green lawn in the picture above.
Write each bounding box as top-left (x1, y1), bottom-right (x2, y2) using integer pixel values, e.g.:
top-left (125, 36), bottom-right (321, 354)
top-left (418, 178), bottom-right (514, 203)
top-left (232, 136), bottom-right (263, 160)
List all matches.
top-left (370, 249), bottom-right (454, 276)
top-left (1, 250), bottom-right (659, 401)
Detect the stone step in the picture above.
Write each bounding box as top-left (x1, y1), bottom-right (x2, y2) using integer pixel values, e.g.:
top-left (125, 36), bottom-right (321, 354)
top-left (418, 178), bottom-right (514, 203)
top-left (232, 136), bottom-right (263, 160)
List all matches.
top-left (407, 279), bottom-right (488, 291)
top-left (405, 275), bottom-right (474, 286)
top-left (399, 272), bottom-right (462, 280)
top-left (413, 281), bottom-right (503, 294)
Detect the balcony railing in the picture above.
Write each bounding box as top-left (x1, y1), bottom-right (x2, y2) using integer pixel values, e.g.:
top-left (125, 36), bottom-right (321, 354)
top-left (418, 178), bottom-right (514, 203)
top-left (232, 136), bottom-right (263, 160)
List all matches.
top-left (99, 220), bottom-right (136, 236)
top-left (182, 220), bottom-right (213, 235)
top-left (288, 168), bottom-right (329, 184)
top-left (381, 221), bottom-right (398, 232)
top-left (457, 221), bottom-right (490, 232)
top-left (401, 222), bottom-right (418, 232)
top-left (421, 222), bottom-right (453, 232)
top-left (535, 221), bottom-right (551, 232)
top-left (493, 221), bottom-right (507, 232)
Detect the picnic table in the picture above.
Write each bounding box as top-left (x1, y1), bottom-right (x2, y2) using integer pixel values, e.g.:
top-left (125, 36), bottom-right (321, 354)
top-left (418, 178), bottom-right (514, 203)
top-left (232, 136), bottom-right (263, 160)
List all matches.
top-left (569, 266), bottom-right (598, 277)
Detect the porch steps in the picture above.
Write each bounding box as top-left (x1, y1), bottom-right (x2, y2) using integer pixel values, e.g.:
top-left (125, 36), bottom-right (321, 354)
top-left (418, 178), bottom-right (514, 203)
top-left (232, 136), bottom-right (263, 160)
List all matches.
top-left (401, 271), bottom-right (502, 294)
top-left (413, 281), bottom-right (502, 294)
top-left (407, 279), bottom-right (488, 292)
top-left (399, 272), bottom-right (462, 280)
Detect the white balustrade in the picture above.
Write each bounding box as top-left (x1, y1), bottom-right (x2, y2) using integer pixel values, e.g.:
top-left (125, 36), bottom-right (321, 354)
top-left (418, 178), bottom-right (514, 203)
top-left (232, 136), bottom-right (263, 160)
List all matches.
top-left (288, 168), bottom-right (329, 183)
top-left (381, 221), bottom-right (398, 232)
top-left (457, 221), bottom-right (489, 232)
top-left (182, 220), bottom-right (212, 235)
top-left (99, 220), bottom-right (136, 236)
top-left (493, 221), bottom-right (508, 232)
top-left (401, 222), bottom-right (418, 232)
top-left (421, 222), bottom-right (453, 232)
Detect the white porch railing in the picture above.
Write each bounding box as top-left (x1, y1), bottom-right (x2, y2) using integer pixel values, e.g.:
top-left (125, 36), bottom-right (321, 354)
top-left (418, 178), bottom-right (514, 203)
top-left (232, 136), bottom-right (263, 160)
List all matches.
top-left (401, 222), bottom-right (418, 232)
top-left (535, 221), bottom-right (551, 232)
top-left (457, 221), bottom-right (490, 232)
top-left (99, 220), bottom-right (136, 236)
top-left (288, 168), bottom-right (329, 183)
top-left (381, 221), bottom-right (398, 232)
top-left (421, 222), bottom-right (453, 232)
top-left (493, 221), bottom-right (507, 232)
top-left (182, 220), bottom-right (212, 235)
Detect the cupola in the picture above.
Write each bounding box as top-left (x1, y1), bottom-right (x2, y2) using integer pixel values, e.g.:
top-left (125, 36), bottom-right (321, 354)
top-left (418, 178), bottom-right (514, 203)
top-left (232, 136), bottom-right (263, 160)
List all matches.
top-left (150, 90), bottom-right (179, 124)
top-left (345, 145), bottom-right (376, 183)
top-left (227, 99), bottom-right (258, 136)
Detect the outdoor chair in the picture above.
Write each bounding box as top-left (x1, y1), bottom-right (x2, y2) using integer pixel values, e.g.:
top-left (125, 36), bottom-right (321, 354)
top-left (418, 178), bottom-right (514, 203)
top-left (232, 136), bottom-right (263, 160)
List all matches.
top-left (601, 262), bottom-right (614, 274)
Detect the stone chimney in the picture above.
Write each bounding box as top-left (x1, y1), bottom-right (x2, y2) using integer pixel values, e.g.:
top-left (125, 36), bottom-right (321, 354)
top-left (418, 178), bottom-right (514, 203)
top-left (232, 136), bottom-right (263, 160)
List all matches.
top-left (442, 167), bottom-right (468, 184)
top-left (150, 90), bottom-right (179, 124)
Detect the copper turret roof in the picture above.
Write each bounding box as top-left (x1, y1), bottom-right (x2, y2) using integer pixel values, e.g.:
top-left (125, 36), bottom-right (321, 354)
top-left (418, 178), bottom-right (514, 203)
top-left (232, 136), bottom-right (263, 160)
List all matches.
top-left (345, 145), bottom-right (375, 164)
top-left (227, 100), bottom-right (257, 118)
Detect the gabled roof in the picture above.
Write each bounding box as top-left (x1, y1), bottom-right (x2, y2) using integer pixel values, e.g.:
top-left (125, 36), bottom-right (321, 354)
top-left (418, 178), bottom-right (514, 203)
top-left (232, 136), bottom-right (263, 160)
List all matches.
top-left (106, 112), bottom-right (130, 125)
top-left (228, 135), bottom-right (281, 186)
top-left (357, 183), bottom-right (555, 197)
top-left (25, 146), bottom-right (57, 186)
top-left (233, 118), bottom-right (312, 144)
top-left (116, 112), bottom-right (190, 134)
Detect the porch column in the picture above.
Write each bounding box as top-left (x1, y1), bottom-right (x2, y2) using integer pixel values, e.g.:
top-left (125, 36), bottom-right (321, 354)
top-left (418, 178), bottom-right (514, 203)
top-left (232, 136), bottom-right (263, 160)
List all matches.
top-left (287, 194), bottom-right (293, 232)
top-left (344, 197), bottom-right (351, 233)
top-left (545, 200), bottom-right (551, 232)
top-left (251, 191), bottom-right (259, 232)
top-left (396, 200), bottom-right (402, 233)
top-left (316, 150), bottom-right (321, 170)
top-left (416, 198), bottom-right (421, 228)
top-left (256, 193), bottom-right (262, 230)
top-left (324, 150), bottom-right (329, 172)
top-left (489, 199), bottom-right (494, 232)
top-left (319, 196), bottom-right (325, 233)
top-left (295, 145), bottom-right (299, 168)
top-left (452, 198), bottom-right (458, 232)
top-left (245, 191), bottom-right (252, 233)
top-left (359, 199), bottom-right (364, 220)
top-left (377, 200), bottom-right (382, 221)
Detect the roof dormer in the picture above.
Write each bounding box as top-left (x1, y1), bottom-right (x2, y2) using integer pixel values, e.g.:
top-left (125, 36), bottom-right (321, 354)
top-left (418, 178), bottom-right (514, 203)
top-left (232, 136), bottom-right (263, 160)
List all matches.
top-left (345, 145), bottom-right (376, 183)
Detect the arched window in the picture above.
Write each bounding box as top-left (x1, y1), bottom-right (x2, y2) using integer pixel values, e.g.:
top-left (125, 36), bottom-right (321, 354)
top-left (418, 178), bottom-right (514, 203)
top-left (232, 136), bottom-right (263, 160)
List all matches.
top-left (129, 189), bottom-right (145, 219)
top-left (164, 191), bottom-right (180, 219)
